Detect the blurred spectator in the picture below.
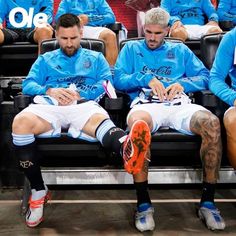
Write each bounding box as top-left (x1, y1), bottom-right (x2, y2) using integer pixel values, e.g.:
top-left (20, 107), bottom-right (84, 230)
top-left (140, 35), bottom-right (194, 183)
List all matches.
top-left (161, 0), bottom-right (222, 41)
top-left (217, 0), bottom-right (236, 27)
top-left (125, 0), bottom-right (160, 37)
top-left (0, 0), bottom-right (54, 52)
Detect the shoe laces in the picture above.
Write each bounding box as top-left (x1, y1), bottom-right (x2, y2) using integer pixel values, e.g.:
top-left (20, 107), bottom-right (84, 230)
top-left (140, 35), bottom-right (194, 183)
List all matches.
top-left (136, 207), bottom-right (154, 220)
top-left (29, 192), bottom-right (50, 209)
top-left (201, 203), bottom-right (222, 222)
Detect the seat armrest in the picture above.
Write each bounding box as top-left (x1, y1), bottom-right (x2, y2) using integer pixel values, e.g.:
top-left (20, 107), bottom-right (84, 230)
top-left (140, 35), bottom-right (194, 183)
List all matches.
top-left (219, 21), bottom-right (234, 31)
top-left (0, 89), bottom-right (3, 103)
top-left (193, 90), bottom-right (229, 118)
top-left (105, 22), bottom-right (122, 33)
top-left (104, 91), bottom-right (130, 110)
top-left (14, 94), bottom-right (32, 112)
top-left (104, 97), bottom-right (123, 110)
top-left (193, 90), bottom-right (219, 107)
top-left (101, 91), bottom-right (130, 128)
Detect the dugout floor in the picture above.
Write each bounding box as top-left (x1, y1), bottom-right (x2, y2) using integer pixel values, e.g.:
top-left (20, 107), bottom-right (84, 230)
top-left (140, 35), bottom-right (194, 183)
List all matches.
top-left (0, 185), bottom-right (236, 235)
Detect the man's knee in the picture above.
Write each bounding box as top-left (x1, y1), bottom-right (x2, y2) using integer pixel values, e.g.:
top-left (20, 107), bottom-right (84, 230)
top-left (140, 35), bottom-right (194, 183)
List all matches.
top-left (170, 27), bottom-right (188, 42)
top-left (191, 111), bottom-right (221, 138)
top-left (128, 111), bottom-right (152, 129)
top-left (90, 113), bottom-right (109, 125)
top-left (12, 112), bottom-right (51, 134)
top-left (99, 29), bottom-right (117, 44)
top-left (12, 113), bottom-right (35, 133)
top-left (0, 29), bottom-right (4, 44)
top-left (34, 26), bottom-right (53, 42)
top-left (206, 114), bottom-right (221, 135)
top-left (224, 109), bottom-right (236, 132)
top-left (206, 26), bottom-right (222, 35)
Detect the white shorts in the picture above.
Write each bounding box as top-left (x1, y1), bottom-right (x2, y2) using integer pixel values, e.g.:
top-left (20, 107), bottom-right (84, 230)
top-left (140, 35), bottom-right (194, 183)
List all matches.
top-left (127, 103), bottom-right (207, 135)
top-left (137, 11), bottom-right (145, 37)
top-left (82, 25), bottom-right (106, 39)
top-left (184, 24), bottom-right (218, 40)
top-left (20, 101), bottom-right (109, 140)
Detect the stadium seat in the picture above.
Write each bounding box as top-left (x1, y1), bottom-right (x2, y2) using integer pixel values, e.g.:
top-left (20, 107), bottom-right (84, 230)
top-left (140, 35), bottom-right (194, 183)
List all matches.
top-left (0, 42), bottom-right (38, 77)
top-left (200, 32), bottom-right (225, 69)
top-left (195, 32), bottom-right (229, 118)
top-left (40, 38), bottom-right (106, 55)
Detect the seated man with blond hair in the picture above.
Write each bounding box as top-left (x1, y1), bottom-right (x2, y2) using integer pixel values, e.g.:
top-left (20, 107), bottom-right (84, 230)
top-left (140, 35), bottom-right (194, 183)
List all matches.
top-left (114, 7), bottom-right (225, 232)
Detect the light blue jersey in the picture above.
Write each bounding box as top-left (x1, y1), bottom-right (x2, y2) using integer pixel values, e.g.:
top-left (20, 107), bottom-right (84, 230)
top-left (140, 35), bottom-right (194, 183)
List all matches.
top-left (161, 0), bottom-right (218, 26)
top-left (209, 28), bottom-right (236, 106)
top-left (23, 47), bottom-right (112, 102)
top-left (0, 0), bottom-right (53, 28)
top-left (114, 39), bottom-right (209, 102)
top-left (55, 0), bottom-right (115, 26)
top-left (217, 0), bottom-right (236, 25)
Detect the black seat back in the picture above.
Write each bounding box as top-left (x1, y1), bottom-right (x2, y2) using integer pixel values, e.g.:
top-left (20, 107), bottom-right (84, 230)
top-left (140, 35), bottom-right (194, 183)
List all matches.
top-left (200, 33), bottom-right (225, 69)
top-left (0, 42), bottom-right (38, 76)
top-left (40, 38), bottom-right (106, 55)
top-left (119, 37), bottom-right (183, 51)
top-left (195, 33), bottom-right (229, 118)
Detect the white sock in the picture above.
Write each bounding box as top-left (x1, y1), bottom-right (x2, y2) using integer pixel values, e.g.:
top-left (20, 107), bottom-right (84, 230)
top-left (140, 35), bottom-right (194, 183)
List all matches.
top-left (31, 185), bottom-right (48, 200)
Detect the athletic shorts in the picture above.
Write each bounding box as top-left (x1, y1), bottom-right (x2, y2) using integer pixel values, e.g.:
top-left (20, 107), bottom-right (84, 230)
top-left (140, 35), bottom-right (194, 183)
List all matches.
top-left (2, 28), bottom-right (35, 44)
top-left (184, 24), bottom-right (219, 40)
top-left (127, 103), bottom-right (207, 135)
top-left (19, 101), bottom-right (109, 140)
top-left (82, 25), bottom-right (107, 39)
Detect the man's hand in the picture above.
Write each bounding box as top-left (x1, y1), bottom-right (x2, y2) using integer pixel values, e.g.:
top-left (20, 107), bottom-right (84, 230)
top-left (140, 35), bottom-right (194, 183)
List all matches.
top-left (171, 20), bottom-right (184, 30)
top-left (165, 83), bottom-right (184, 101)
top-left (148, 77), bottom-right (166, 101)
top-left (46, 88), bottom-right (80, 106)
top-left (78, 14), bottom-right (89, 25)
top-left (35, 22), bottom-right (53, 30)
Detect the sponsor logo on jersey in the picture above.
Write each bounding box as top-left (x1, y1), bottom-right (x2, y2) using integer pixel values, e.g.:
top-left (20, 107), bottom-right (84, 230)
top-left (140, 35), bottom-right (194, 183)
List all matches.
top-left (143, 65), bottom-right (172, 76)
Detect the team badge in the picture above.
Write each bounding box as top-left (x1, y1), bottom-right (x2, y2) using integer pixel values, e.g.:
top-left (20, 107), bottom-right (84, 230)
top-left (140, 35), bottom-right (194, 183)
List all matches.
top-left (167, 50), bottom-right (175, 59)
top-left (83, 58), bottom-right (92, 68)
top-left (88, 3), bottom-right (95, 10)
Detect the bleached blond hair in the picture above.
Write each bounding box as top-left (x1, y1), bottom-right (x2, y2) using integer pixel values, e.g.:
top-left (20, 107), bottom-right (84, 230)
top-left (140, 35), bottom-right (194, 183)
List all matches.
top-left (145, 7), bottom-right (170, 27)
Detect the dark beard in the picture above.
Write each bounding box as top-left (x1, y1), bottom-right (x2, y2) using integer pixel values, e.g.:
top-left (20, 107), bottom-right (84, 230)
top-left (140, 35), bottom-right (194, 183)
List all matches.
top-left (62, 47), bottom-right (78, 57)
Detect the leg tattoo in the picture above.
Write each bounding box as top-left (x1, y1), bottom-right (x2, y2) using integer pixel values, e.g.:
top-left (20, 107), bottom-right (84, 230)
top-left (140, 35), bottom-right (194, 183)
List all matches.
top-left (190, 111), bottom-right (222, 183)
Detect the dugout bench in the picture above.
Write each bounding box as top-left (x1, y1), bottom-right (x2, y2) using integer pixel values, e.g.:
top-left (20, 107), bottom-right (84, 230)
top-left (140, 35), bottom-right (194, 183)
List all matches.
top-left (1, 35), bottom-right (235, 214)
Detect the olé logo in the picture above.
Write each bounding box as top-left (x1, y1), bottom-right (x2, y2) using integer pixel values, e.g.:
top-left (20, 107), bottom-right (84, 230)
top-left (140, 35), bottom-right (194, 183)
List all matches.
top-left (9, 7), bottom-right (48, 28)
